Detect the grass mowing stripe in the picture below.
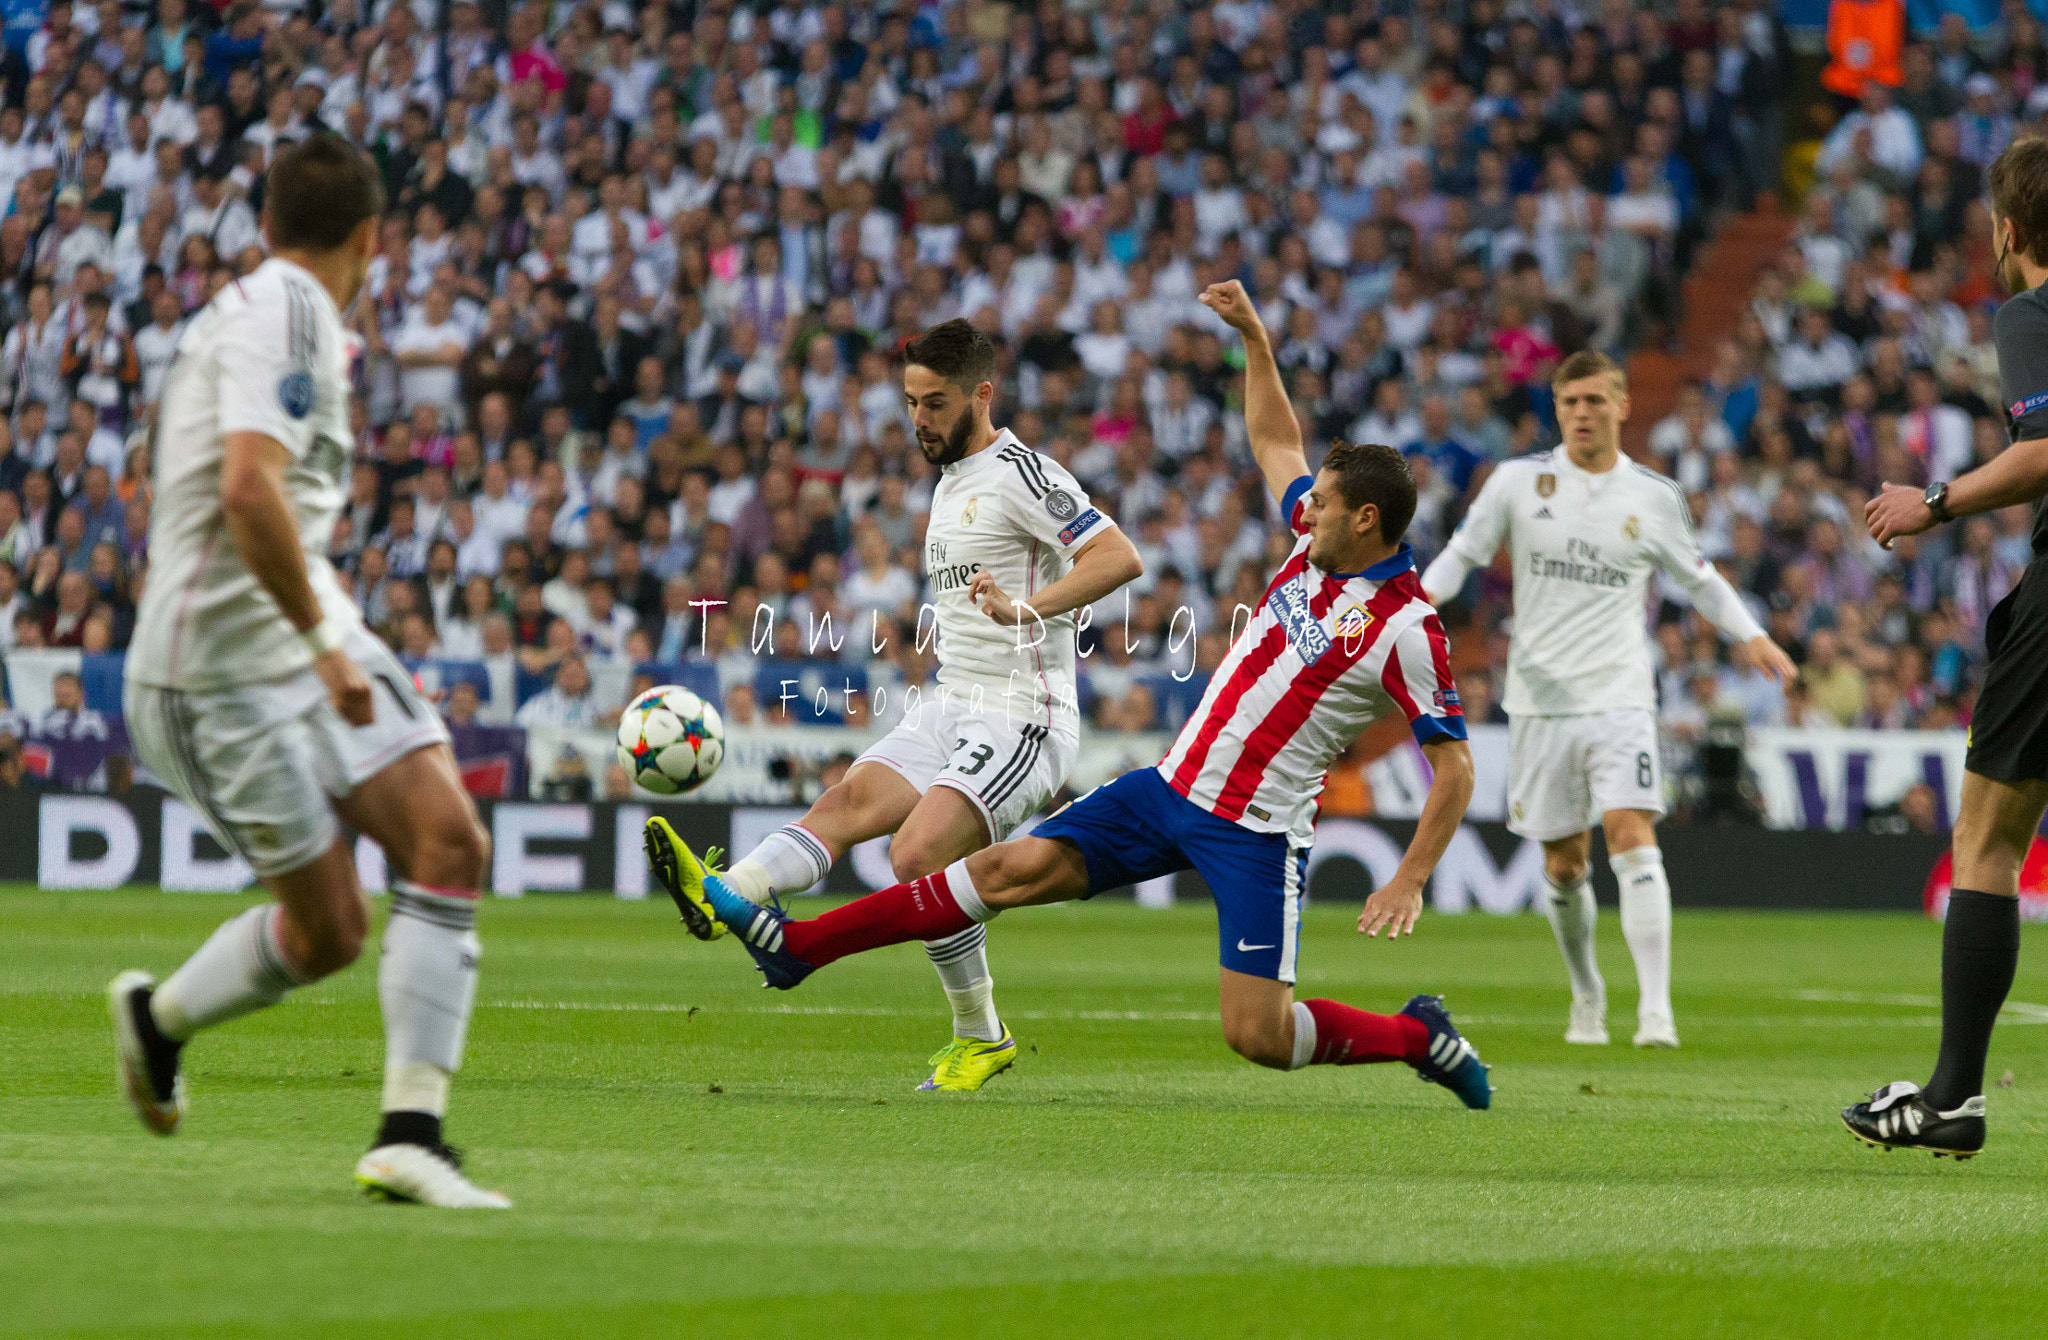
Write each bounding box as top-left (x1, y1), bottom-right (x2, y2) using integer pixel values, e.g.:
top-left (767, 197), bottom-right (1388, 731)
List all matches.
top-left (6, 888), bottom-right (2047, 1337)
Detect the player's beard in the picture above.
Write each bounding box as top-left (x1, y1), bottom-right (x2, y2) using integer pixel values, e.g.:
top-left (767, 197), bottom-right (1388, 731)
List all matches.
top-left (917, 409), bottom-right (975, 466)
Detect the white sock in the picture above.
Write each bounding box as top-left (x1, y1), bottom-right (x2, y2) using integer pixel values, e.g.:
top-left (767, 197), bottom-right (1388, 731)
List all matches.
top-left (940, 858), bottom-right (995, 923)
top-left (924, 924), bottom-right (1002, 1041)
top-left (1288, 1000), bottom-right (1317, 1070)
top-left (1541, 872), bottom-right (1605, 1008)
top-left (1611, 846), bottom-right (1673, 1022)
top-left (381, 881), bottom-right (482, 1116)
top-left (726, 824), bottom-right (834, 906)
top-left (150, 904), bottom-right (307, 1041)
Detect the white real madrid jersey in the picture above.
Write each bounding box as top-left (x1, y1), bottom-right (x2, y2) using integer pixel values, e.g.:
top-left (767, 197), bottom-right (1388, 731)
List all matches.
top-left (921, 429), bottom-right (1112, 733)
top-left (1437, 449), bottom-right (1707, 717)
top-left (129, 258), bottom-right (362, 692)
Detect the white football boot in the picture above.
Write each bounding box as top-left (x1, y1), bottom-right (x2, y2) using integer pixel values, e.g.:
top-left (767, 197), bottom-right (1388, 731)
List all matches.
top-left (1633, 1013), bottom-right (1681, 1048)
top-left (1565, 997), bottom-right (1609, 1045)
top-left (355, 1143), bottom-right (512, 1208)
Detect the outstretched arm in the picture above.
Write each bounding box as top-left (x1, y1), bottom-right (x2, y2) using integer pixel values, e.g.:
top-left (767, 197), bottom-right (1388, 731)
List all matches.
top-left (1867, 438), bottom-right (2048, 546)
top-left (1650, 487), bottom-right (1794, 683)
top-left (1360, 736), bottom-right (1473, 939)
top-left (1198, 280), bottom-right (1311, 504)
top-left (1873, 297), bottom-right (2048, 545)
top-left (1666, 559), bottom-right (1795, 682)
top-left (1420, 466), bottom-right (1514, 605)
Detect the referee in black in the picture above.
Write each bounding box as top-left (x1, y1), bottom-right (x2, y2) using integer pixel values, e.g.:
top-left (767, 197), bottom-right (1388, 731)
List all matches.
top-left (1850, 137), bottom-right (2048, 1157)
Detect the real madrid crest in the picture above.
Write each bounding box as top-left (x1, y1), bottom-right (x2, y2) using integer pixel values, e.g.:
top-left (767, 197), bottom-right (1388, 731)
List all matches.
top-left (960, 496), bottom-right (978, 527)
top-left (1623, 515), bottom-right (1641, 540)
top-left (1536, 473), bottom-right (1556, 498)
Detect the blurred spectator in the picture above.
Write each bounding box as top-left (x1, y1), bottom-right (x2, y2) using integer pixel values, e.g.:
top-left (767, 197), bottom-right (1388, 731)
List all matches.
top-left (516, 653), bottom-right (603, 729)
top-left (0, 0), bottom-right (2004, 791)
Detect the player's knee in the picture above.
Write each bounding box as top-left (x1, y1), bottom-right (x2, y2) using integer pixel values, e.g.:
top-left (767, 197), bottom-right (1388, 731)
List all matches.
top-left (1221, 1015), bottom-right (1292, 1069)
top-left (294, 904), bottom-right (367, 978)
top-left (1953, 812), bottom-right (2025, 885)
top-left (419, 808), bottom-right (490, 888)
top-left (970, 840), bottom-right (1049, 908)
top-left (1544, 851), bottom-right (1588, 886)
top-left (809, 778), bottom-right (862, 823)
top-left (890, 836), bottom-right (943, 884)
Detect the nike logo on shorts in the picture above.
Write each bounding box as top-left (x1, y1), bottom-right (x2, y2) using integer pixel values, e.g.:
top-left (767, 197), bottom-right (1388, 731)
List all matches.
top-left (1236, 939), bottom-right (1275, 952)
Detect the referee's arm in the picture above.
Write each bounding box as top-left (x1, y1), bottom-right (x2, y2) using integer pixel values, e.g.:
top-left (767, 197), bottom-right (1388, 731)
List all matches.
top-left (1868, 298), bottom-right (2048, 546)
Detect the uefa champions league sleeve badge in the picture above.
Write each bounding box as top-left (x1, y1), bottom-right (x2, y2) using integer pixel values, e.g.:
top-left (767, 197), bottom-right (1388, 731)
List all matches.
top-left (278, 370), bottom-right (315, 420)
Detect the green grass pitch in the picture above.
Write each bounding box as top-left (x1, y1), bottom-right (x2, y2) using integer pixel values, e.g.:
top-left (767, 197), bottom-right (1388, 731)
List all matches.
top-left (7, 885), bottom-right (2048, 1339)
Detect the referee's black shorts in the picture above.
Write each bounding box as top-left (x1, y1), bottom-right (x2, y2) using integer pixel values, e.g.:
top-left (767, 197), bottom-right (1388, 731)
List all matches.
top-left (1968, 558), bottom-right (2048, 783)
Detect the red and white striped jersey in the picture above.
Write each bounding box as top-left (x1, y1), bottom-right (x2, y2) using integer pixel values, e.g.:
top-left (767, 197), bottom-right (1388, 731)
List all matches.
top-left (1157, 475), bottom-right (1466, 842)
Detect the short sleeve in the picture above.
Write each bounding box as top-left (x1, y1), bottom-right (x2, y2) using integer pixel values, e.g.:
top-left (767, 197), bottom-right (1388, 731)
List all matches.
top-left (214, 286), bottom-right (320, 458)
top-left (1006, 449), bottom-right (1117, 558)
top-left (1380, 612), bottom-right (1468, 746)
top-left (1280, 474), bottom-right (1313, 535)
top-left (1997, 296), bottom-right (2048, 442)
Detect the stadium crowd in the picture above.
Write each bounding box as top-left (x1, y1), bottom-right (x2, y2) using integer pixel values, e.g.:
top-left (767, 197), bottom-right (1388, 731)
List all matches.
top-left (0, 0), bottom-right (2017, 781)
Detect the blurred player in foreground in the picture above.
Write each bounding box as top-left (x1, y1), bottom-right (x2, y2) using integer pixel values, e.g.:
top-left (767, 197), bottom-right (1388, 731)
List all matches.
top-left (650, 282), bottom-right (1492, 1107)
top-left (109, 135), bottom-right (506, 1208)
top-left (1421, 352), bottom-right (1794, 1048)
top-left (648, 319), bottom-right (1142, 1091)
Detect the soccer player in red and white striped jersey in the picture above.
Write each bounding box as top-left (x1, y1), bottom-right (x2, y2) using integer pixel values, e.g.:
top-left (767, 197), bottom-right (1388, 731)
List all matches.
top-left (1156, 451), bottom-right (1463, 857)
top-left (655, 281), bottom-right (1492, 1105)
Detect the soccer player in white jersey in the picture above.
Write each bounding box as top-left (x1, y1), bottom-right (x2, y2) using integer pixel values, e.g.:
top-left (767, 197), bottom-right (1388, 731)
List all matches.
top-left (648, 282), bottom-right (1494, 1109)
top-left (1420, 351), bottom-right (1796, 1048)
top-left (647, 319), bottom-right (1142, 1090)
top-left (107, 136), bottom-right (508, 1208)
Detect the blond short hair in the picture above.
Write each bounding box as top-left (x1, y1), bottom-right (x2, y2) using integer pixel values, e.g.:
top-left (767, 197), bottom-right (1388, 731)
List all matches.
top-left (1550, 349), bottom-right (1627, 391)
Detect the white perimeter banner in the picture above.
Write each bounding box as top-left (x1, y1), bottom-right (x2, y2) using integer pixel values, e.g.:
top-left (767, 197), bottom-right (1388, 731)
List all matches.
top-left (536, 722), bottom-right (1969, 832)
top-left (1363, 725), bottom-right (1968, 832)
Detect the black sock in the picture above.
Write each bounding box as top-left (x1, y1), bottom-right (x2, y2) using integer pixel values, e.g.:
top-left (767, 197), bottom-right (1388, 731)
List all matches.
top-left (130, 986), bottom-right (183, 1099)
top-left (374, 1110), bottom-right (443, 1151)
top-left (1924, 889), bottom-right (2021, 1109)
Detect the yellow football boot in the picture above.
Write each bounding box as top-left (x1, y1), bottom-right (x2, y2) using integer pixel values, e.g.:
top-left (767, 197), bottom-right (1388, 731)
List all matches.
top-left (644, 817), bottom-right (727, 941)
top-left (917, 1032), bottom-right (1018, 1092)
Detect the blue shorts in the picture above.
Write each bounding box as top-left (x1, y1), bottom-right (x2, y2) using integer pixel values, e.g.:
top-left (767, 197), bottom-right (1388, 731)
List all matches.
top-left (1032, 766), bottom-right (1307, 982)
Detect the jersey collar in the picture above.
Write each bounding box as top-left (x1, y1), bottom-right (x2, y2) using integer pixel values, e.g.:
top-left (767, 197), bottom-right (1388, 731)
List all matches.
top-left (262, 254), bottom-right (344, 328)
top-left (943, 426), bottom-right (1016, 474)
top-left (1555, 447), bottom-right (1621, 479)
top-left (1323, 541), bottom-right (1414, 581)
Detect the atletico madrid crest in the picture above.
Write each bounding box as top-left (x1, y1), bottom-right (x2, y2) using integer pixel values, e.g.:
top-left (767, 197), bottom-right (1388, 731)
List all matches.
top-left (1334, 603), bottom-right (1374, 642)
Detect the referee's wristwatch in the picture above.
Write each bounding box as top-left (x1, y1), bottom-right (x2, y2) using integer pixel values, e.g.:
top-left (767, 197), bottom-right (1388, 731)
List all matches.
top-left (1924, 480), bottom-right (1953, 526)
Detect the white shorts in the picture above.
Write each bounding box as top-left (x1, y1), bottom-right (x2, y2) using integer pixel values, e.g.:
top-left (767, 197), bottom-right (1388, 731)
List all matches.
top-left (1506, 709), bottom-right (1666, 842)
top-left (854, 697), bottom-right (1078, 842)
top-left (126, 625), bottom-right (450, 879)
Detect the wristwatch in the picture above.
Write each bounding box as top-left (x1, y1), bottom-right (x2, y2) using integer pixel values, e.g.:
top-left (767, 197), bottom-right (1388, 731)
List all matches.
top-left (1924, 480), bottom-right (1953, 525)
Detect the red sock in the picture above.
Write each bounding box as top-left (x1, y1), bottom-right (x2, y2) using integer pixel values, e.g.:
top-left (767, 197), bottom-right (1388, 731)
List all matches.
top-left (781, 871), bottom-right (975, 968)
top-left (1301, 999), bottom-right (1429, 1066)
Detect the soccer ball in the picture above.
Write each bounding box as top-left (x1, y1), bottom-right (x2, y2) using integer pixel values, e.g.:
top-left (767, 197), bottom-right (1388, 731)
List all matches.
top-left (616, 685), bottom-right (725, 795)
